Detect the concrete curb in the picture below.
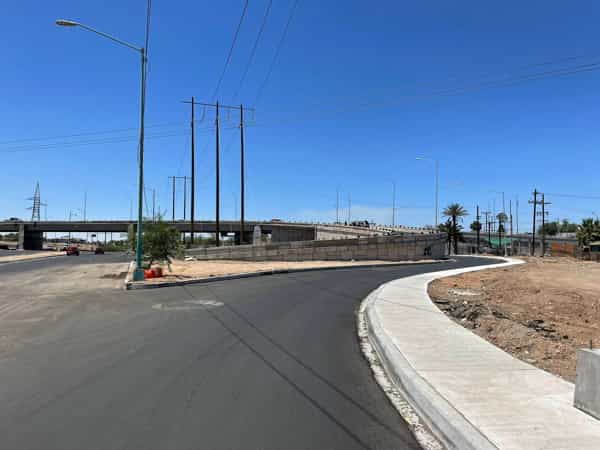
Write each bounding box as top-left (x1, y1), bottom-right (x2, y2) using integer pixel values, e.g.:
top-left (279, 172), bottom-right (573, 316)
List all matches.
top-left (124, 259), bottom-right (451, 290)
top-left (123, 261), bottom-right (135, 289)
top-left (363, 257), bottom-right (522, 450)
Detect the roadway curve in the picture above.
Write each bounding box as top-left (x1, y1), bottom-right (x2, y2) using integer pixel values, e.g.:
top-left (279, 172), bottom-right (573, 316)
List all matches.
top-left (0, 256), bottom-right (496, 450)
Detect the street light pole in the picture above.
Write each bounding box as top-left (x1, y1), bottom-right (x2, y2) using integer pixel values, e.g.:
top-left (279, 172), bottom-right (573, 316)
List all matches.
top-left (56, 18), bottom-right (147, 281)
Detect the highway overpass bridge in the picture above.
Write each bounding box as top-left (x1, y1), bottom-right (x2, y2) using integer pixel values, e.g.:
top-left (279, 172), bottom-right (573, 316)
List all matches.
top-left (0, 220), bottom-right (322, 250)
top-left (0, 220), bottom-right (434, 250)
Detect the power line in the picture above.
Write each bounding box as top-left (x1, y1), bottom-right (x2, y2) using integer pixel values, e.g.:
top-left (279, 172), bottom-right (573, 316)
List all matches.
top-left (255, 59), bottom-right (600, 122)
top-left (0, 127), bottom-right (238, 154)
top-left (232, 0), bottom-right (273, 102)
top-left (545, 192), bottom-right (600, 200)
top-left (211, 0), bottom-right (249, 102)
top-left (255, 0), bottom-right (300, 104)
top-left (0, 121), bottom-right (187, 146)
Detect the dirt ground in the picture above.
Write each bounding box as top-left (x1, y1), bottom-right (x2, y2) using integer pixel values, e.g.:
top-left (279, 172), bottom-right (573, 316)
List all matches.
top-left (146, 259), bottom-right (437, 283)
top-left (428, 257), bottom-right (600, 382)
top-left (0, 260), bottom-right (130, 354)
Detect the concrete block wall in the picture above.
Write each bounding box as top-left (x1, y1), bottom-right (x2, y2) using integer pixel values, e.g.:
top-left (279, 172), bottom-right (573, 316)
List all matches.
top-left (187, 233), bottom-right (447, 262)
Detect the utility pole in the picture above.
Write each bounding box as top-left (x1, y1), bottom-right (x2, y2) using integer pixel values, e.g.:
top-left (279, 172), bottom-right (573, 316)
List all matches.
top-left (540, 194), bottom-right (551, 258)
top-left (509, 200), bottom-right (513, 237)
top-left (336, 188), bottom-right (340, 224)
top-left (240, 104), bottom-right (245, 244)
top-left (152, 188), bottom-right (156, 223)
top-left (483, 210), bottom-right (491, 247)
top-left (216, 101), bottom-right (220, 246)
top-left (183, 176), bottom-right (187, 221)
top-left (476, 205), bottom-right (480, 253)
top-left (529, 189), bottom-right (538, 256)
top-left (171, 176), bottom-right (176, 221)
top-left (347, 194), bottom-right (351, 224)
top-left (181, 99), bottom-right (255, 247)
top-left (168, 176), bottom-right (188, 221)
top-left (392, 182), bottom-right (396, 228)
top-left (516, 196), bottom-right (519, 234)
top-left (190, 96), bottom-right (196, 245)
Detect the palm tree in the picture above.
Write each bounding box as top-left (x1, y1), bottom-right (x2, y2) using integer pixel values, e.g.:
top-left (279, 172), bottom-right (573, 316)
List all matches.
top-left (577, 218), bottom-right (600, 247)
top-left (443, 203), bottom-right (468, 254)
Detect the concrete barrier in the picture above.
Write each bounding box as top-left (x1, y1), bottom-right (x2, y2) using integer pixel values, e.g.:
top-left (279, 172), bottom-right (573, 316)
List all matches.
top-left (187, 233), bottom-right (447, 262)
top-left (574, 349), bottom-right (600, 419)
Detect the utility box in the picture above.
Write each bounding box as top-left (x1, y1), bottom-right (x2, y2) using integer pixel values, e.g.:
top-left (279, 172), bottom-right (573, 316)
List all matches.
top-left (574, 349), bottom-right (600, 420)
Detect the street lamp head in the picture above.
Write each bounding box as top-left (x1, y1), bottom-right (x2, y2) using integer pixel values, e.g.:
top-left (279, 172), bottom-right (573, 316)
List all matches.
top-left (56, 19), bottom-right (79, 27)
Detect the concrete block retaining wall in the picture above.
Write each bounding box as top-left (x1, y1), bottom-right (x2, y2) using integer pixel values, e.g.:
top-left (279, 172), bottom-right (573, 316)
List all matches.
top-left (187, 234), bottom-right (447, 261)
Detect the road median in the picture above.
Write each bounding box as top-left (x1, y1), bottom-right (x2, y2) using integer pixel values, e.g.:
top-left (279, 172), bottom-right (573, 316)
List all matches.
top-left (124, 259), bottom-right (447, 290)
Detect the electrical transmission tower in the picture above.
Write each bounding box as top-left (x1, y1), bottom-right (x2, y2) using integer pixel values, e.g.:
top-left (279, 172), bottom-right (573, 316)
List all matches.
top-left (27, 182), bottom-right (46, 222)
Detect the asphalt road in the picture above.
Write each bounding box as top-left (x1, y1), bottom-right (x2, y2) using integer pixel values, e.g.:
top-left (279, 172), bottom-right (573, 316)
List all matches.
top-left (0, 251), bottom-right (129, 272)
top-left (0, 256), bottom-right (499, 450)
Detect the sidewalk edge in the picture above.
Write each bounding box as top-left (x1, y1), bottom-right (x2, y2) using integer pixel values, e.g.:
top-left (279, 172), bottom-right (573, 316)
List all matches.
top-left (362, 257), bottom-right (522, 450)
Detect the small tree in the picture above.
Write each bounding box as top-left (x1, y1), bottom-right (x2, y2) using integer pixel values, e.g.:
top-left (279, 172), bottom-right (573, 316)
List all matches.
top-left (143, 220), bottom-right (182, 270)
top-left (470, 220), bottom-right (482, 232)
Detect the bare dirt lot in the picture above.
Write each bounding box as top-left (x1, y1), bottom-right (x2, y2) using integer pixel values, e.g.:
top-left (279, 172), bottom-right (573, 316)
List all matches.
top-left (145, 259), bottom-right (437, 283)
top-left (0, 258), bottom-right (129, 354)
top-left (428, 257), bottom-right (600, 381)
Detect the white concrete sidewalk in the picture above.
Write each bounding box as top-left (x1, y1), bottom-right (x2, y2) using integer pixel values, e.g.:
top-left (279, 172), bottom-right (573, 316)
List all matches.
top-left (365, 258), bottom-right (600, 450)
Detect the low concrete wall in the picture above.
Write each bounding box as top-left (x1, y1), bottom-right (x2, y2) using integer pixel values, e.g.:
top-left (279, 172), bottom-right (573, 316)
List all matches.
top-left (187, 233), bottom-right (447, 262)
top-left (574, 349), bottom-right (600, 420)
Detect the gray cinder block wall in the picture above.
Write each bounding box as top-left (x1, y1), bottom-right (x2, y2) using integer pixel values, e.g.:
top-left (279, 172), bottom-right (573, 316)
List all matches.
top-left (186, 234), bottom-right (447, 262)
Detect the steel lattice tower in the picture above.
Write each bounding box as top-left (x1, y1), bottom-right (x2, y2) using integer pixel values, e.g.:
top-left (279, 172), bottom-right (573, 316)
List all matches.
top-left (27, 182), bottom-right (44, 222)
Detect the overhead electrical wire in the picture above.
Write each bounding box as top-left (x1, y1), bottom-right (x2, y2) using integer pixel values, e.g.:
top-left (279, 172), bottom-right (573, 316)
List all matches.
top-left (0, 126), bottom-right (238, 154)
top-left (211, 0), bottom-right (249, 102)
top-left (254, 0), bottom-right (299, 104)
top-left (253, 59), bottom-right (600, 123)
top-left (232, 0), bottom-right (273, 102)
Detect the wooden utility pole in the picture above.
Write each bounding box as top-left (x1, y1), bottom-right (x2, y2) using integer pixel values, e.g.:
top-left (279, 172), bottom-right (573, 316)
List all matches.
top-left (540, 194), bottom-right (551, 258)
top-left (516, 196), bottom-right (519, 234)
top-left (529, 189), bottom-right (538, 256)
top-left (190, 96), bottom-right (195, 244)
top-left (169, 176), bottom-right (188, 221)
top-left (476, 205), bottom-right (480, 253)
top-left (240, 104), bottom-right (245, 244)
top-left (152, 189), bottom-right (155, 223)
top-left (541, 193), bottom-right (545, 257)
top-left (180, 99), bottom-right (255, 247)
top-left (171, 176), bottom-right (175, 221)
top-left (183, 176), bottom-right (187, 221)
top-left (509, 200), bottom-right (513, 237)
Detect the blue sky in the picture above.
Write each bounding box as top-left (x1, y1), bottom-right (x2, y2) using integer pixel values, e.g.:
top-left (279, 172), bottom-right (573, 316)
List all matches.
top-left (2, 0), bottom-right (600, 229)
